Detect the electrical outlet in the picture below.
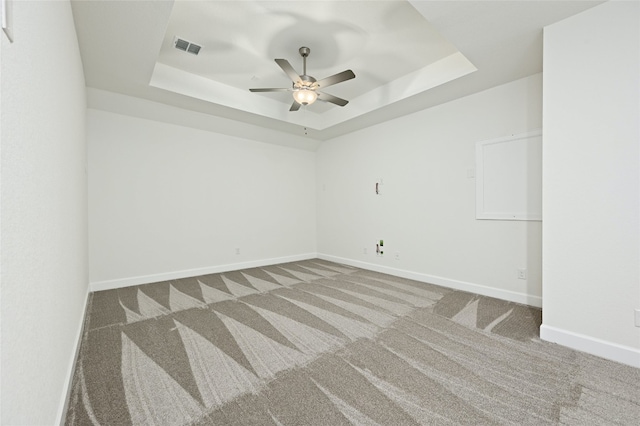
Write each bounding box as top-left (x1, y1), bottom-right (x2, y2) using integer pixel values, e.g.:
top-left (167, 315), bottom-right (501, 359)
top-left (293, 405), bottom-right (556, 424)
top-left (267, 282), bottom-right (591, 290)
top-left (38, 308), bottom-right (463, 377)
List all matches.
top-left (517, 269), bottom-right (527, 280)
top-left (363, 247), bottom-right (367, 255)
top-left (635, 309), bottom-right (640, 327)
top-left (235, 248), bottom-right (240, 255)
top-left (395, 252), bottom-right (400, 261)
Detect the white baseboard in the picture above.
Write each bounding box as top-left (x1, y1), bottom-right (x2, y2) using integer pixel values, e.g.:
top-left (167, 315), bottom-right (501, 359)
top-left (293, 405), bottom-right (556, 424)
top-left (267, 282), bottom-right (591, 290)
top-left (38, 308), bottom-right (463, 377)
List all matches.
top-left (540, 324), bottom-right (640, 369)
top-left (90, 253), bottom-right (318, 292)
top-left (318, 254), bottom-right (542, 308)
top-left (56, 285), bottom-right (91, 425)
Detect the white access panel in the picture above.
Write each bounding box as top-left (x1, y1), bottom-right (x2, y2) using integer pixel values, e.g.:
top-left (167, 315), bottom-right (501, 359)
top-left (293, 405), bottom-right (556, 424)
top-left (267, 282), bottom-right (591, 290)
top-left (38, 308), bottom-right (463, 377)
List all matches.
top-left (476, 130), bottom-right (542, 221)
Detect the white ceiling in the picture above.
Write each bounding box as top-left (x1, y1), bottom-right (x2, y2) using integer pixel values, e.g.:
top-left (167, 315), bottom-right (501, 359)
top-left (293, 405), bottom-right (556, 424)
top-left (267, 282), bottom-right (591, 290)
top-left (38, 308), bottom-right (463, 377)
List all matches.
top-left (71, 0), bottom-right (603, 141)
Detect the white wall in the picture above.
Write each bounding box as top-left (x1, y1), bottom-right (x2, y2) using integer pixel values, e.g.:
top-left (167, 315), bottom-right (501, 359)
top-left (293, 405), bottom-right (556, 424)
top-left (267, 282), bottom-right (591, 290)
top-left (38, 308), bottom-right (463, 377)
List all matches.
top-left (88, 105), bottom-right (317, 288)
top-left (0, 1), bottom-right (88, 424)
top-left (541, 1), bottom-right (640, 367)
top-left (317, 74), bottom-right (543, 306)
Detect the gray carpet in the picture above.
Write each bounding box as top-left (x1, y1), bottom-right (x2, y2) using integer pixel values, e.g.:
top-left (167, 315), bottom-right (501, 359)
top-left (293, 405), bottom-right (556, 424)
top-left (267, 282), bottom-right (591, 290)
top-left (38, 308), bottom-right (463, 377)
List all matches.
top-left (65, 259), bottom-right (640, 425)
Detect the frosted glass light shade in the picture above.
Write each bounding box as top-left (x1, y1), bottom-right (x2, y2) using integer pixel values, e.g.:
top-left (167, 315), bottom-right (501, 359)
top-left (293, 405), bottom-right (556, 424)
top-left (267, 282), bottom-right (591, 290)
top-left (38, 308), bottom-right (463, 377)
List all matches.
top-left (293, 89), bottom-right (318, 105)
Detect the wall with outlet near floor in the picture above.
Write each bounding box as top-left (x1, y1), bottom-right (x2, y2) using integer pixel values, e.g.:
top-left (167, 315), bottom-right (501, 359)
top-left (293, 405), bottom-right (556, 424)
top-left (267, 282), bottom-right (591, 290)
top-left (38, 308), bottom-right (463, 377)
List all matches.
top-left (88, 102), bottom-right (317, 289)
top-left (317, 74), bottom-right (543, 307)
top-left (541, 0), bottom-right (640, 367)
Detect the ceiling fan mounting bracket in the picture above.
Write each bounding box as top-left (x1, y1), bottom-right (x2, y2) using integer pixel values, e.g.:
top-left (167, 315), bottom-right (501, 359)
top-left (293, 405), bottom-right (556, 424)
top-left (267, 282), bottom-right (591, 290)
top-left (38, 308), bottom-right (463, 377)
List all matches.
top-left (299, 46), bottom-right (310, 58)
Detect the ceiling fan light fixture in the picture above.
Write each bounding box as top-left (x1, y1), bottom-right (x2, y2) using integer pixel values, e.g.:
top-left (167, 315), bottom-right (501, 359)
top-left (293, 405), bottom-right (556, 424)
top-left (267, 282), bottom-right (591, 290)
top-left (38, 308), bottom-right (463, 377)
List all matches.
top-left (293, 88), bottom-right (318, 105)
top-left (250, 47), bottom-right (355, 111)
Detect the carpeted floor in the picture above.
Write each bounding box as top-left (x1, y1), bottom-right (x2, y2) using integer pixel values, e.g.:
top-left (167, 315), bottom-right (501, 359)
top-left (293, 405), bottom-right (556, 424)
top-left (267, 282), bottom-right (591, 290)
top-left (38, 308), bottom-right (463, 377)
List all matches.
top-left (65, 259), bottom-right (640, 425)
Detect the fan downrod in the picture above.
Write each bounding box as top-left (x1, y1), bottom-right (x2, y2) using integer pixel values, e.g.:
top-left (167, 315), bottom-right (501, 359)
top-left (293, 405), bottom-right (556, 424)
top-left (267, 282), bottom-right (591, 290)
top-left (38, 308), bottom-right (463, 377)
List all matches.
top-left (299, 46), bottom-right (311, 76)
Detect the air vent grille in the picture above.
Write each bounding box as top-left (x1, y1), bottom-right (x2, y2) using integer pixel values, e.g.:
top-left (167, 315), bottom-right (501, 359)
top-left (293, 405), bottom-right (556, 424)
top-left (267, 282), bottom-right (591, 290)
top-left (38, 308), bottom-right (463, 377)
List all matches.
top-left (174, 37), bottom-right (201, 55)
top-left (187, 44), bottom-right (201, 55)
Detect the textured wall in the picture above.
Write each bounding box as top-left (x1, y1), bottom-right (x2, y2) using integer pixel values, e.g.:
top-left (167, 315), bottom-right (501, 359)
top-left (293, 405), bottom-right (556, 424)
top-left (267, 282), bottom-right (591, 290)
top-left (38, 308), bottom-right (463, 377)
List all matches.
top-left (317, 74), bottom-right (543, 306)
top-left (1, 1), bottom-right (88, 423)
top-left (542, 0), bottom-right (640, 364)
top-left (88, 106), bottom-right (316, 287)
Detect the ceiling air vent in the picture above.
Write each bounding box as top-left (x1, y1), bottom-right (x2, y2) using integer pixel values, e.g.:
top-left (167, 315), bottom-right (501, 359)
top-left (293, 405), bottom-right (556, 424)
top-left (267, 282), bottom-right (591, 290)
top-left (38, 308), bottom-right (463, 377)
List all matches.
top-left (174, 37), bottom-right (201, 55)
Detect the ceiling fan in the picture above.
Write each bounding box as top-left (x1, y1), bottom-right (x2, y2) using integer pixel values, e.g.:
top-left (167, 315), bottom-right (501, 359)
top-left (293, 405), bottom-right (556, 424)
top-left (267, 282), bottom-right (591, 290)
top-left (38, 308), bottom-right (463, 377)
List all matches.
top-left (250, 47), bottom-right (356, 111)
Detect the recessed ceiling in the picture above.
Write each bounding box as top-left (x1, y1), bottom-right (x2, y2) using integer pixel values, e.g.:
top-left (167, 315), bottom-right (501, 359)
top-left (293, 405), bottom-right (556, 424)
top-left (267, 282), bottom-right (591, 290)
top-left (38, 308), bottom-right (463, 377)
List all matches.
top-left (71, 0), bottom-right (603, 141)
top-left (150, 0), bottom-right (475, 130)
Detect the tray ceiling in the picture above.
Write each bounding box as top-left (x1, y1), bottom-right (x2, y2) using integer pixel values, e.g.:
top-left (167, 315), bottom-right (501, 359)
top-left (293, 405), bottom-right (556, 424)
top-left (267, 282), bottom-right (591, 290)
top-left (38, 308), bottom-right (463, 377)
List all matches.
top-left (71, 0), bottom-right (603, 140)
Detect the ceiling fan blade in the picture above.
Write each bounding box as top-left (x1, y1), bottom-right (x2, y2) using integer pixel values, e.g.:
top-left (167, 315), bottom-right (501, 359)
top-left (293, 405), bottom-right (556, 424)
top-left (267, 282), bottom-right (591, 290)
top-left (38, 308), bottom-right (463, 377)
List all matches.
top-left (249, 88), bottom-right (290, 92)
top-left (317, 92), bottom-right (349, 107)
top-left (289, 101), bottom-right (301, 112)
top-left (315, 70), bottom-right (355, 89)
top-left (275, 59), bottom-right (301, 83)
